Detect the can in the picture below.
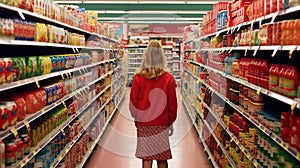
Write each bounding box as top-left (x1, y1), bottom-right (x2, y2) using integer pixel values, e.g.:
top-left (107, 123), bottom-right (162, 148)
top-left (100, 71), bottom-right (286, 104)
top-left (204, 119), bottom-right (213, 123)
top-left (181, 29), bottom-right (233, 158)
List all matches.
top-left (5, 141), bottom-right (17, 165)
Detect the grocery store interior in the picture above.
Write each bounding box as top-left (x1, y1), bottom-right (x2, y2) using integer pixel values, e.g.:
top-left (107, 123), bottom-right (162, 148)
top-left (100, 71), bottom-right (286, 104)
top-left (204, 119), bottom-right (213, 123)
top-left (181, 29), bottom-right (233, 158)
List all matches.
top-left (0, 0), bottom-right (300, 168)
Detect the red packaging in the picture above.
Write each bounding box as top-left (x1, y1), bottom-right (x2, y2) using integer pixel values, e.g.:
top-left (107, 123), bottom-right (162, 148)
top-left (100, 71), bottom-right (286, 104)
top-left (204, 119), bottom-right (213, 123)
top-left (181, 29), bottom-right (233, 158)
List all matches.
top-left (5, 141), bottom-right (17, 165)
top-left (277, 0), bottom-right (283, 11)
top-left (11, 97), bottom-right (26, 121)
top-left (0, 102), bottom-right (17, 126)
top-left (289, 111), bottom-right (298, 147)
top-left (23, 92), bottom-right (38, 114)
top-left (0, 60), bottom-right (4, 85)
top-left (3, 58), bottom-right (13, 84)
top-left (33, 90), bottom-right (43, 111)
top-left (16, 139), bottom-right (24, 160)
top-left (0, 105), bottom-right (8, 131)
top-left (271, 0), bottom-right (278, 13)
top-left (286, 66), bottom-right (299, 98)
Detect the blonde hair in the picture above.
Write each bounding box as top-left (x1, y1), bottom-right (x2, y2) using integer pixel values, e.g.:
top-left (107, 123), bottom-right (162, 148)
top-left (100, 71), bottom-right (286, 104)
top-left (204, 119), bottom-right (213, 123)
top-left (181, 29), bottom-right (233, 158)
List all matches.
top-left (135, 40), bottom-right (168, 79)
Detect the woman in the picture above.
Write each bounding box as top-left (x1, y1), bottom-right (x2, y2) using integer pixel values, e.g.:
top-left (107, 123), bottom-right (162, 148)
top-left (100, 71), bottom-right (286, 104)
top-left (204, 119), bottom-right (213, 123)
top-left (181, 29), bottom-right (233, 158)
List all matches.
top-left (129, 40), bottom-right (178, 168)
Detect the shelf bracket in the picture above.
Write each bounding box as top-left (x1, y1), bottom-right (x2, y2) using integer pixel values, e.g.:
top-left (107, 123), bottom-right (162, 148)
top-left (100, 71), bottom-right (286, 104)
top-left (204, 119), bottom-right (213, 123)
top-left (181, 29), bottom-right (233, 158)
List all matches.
top-left (17, 9), bottom-right (25, 20)
top-left (271, 46), bottom-right (281, 57)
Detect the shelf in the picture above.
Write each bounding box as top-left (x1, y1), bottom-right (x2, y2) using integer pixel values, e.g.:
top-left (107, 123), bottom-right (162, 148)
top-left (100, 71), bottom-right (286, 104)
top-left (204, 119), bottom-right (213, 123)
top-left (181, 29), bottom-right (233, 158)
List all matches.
top-left (181, 96), bottom-right (219, 168)
top-left (128, 63), bottom-right (141, 65)
top-left (17, 78), bottom-right (114, 168)
top-left (127, 44), bottom-right (148, 48)
top-left (0, 67), bottom-right (115, 142)
top-left (184, 68), bottom-right (300, 162)
top-left (199, 45), bottom-right (300, 53)
top-left (0, 59), bottom-right (115, 92)
top-left (50, 96), bottom-right (113, 168)
top-left (0, 39), bottom-right (120, 51)
top-left (182, 89), bottom-right (236, 168)
top-left (189, 60), bottom-right (300, 110)
top-left (76, 93), bottom-right (125, 168)
top-left (0, 3), bottom-right (118, 43)
top-left (200, 5), bottom-right (300, 40)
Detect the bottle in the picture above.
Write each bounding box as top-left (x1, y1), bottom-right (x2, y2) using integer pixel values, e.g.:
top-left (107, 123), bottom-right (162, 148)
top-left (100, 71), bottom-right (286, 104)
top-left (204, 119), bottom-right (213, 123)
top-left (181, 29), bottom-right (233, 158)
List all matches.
top-left (286, 20), bottom-right (295, 45)
top-left (281, 21), bottom-right (288, 45)
top-left (283, 66), bottom-right (291, 96)
top-left (269, 64), bottom-right (280, 92)
top-left (0, 139), bottom-right (4, 168)
top-left (294, 20), bottom-right (300, 45)
top-left (286, 66), bottom-right (299, 98)
top-left (261, 60), bottom-right (270, 88)
top-left (279, 65), bottom-right (287, 94)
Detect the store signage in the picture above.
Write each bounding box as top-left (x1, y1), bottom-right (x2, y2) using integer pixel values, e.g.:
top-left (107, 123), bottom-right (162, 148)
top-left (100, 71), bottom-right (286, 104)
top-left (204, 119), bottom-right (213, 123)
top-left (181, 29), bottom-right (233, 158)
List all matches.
top-left (149, 24), bottom-right (189, 34)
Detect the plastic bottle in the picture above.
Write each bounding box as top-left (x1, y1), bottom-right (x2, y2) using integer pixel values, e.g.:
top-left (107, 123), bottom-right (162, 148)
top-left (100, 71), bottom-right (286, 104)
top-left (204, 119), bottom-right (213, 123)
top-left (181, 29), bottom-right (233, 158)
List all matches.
top-left (270, 64), bottom-right (281, 92)
top-left (261, 60), bottom-right (270, 88)
top-left (286, 66), bottom-right (299, 98)
top-left (283, 66), bottom-right (291, 96)
top-left (286, 20), bottom-right (295, 45)
top-left (279, 65), bottom-right (287, 94)
top-left (0, 139), bottom-right (4, 168)
top-left (281, 21), bottom-right (288, 45)
top-left (294, 20), bottom-right (300, 45)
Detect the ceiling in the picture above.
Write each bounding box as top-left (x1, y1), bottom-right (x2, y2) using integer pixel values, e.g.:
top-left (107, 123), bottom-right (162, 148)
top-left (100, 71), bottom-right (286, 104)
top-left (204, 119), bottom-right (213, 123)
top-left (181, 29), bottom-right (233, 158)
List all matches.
top-left (53, 0), bottom-right (230, 24)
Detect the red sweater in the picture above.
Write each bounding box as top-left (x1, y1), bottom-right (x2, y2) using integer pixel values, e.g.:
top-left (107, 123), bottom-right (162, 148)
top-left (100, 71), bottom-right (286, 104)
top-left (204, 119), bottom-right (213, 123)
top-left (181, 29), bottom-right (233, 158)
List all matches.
top-left (129, 72), bottom-right (177, 127)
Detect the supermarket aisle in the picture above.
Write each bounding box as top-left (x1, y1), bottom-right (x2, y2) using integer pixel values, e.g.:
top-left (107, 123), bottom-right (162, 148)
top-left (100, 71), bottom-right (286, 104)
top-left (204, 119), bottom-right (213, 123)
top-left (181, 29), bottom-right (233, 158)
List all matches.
top-left (86, 88), bottom-right (212, 168)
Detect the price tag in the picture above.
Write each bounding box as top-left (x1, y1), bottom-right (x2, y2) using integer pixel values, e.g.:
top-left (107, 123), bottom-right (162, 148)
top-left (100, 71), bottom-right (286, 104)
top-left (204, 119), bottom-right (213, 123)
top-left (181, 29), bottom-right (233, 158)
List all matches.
top-left (24, 157), bottom-right (29, 163)
top-left (253, 46), bottom-right (259, 56)
top-left (253, 160), bottom-right (258, 167)
top-left (227, 28), bottom-right (231, 34)
top-left (208, 156), bottom-right (211, 160)
top-left (216, 32), bottom-right (220, 37)
top-left (240, 146), bottom-right (245, 152)
top-left (24, 120), bottom-right (30, 132)
top-left (256, 88), bottom-right (261, 95)
top-left (58, 155), bottom-right (62, 161)
top-left (259, 18), bottom-right (264, 28)
top-left (289, 46), bottom-right (297, 59)
top-left (17, 10), bottom-right (25, 20)
top-left (250, 21), bottom-right (254, 30)
top-left (79, 69), bottom-right (83, 75)
top-left (291, 103), bottom-right (297, 111)
top-left (20, 162), bottom-right (25, 167)
top-left (61, 129), bottom-right (66, 136)
top-left (75, 48), bottom-right (79, 53)
top-left (60, 72), bottom-right (65, 80)
top-left (68, 72), bottom-right (72, 78)
top-left (272, 46), bottom-right (280, 57)
top-left (10, 127), bottom-right (18, 137)
top-left (17, 80), bottom-right (21, 86)
top-left (33, 78), bottom-right (40, 88)
top-left (61, 101), bottom-right (67, 108)
top-left (271, 11), bottom-right (280, 24)
top-left (297, 153), bottom-right (300, 159)
top-left (237, 24), bottom-right (242, 32)
top-left (244, 48), bottom-right (248, 56)
top-left (72, 47), bottom-right (76, 53)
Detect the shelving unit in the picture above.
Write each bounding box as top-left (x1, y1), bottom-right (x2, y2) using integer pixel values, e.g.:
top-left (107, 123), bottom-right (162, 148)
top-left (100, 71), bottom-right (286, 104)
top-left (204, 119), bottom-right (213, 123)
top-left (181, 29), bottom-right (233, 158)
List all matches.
top-left (0, 2), bottom-right (125, 168)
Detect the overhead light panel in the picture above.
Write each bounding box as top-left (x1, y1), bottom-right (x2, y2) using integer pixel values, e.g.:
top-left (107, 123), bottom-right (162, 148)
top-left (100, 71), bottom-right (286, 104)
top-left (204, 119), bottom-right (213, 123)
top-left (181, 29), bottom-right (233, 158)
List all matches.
top-left (128, 20), bottom-right (200, 24)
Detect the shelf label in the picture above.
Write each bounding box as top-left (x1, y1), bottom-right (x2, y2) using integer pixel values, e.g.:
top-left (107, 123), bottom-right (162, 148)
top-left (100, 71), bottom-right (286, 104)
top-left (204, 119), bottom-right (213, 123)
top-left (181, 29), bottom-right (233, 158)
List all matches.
top-left (58, 155), bottom-right (62, 161)
top-left (60, 72), bottom-right (65, 80)
top-left (253, 46), bottom-right (259, 56)
top-left (75, 48), bottom-right (79, 53)
top-left (227, 28), bottom-right (231, 34)
top-left (17, 10), bottom-right (25, 20)
top-left (61, 101), bottom-right (67, 108)
top-left (291, 103), bottom-right (297, 111)
top-left (60, 129), bottom-right (66, 136)
top-left (289, 46), bottom-right (297, 59)
top-left (68, 72), bottom-right (72, 78)
top-left (271, 11), bottom-right (280, 24)
top-left (79, 69), bottom-right (83, 75)
top-left (10, 127), bottom-right (18, 137)
top-left (244, 48), bottom-right (248, 56)
top-left (256, 88), bottom-right (261, 95)
top-left (253, 160), bottom-right (258, 167)
top-left (24, 120), bottom-right (30, 132)
top-left (272, 46), bottom-right (280, 57)
top-left (297, 153), bottom-right (300, 159)
top-left (17, 80), bottom-right (21, 86)
top-left (34, 78), bottom-right (40, 88)
top-left (237, 24), bottom-right (242, 32)
top-left (72, 47), bottom-right (76, 53)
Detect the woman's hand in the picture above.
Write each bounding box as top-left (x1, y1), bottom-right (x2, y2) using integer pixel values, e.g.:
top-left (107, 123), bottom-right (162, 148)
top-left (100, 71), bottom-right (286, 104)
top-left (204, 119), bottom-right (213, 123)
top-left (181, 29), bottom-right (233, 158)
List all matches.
top-left (168, 125), bottom-right (174, 136)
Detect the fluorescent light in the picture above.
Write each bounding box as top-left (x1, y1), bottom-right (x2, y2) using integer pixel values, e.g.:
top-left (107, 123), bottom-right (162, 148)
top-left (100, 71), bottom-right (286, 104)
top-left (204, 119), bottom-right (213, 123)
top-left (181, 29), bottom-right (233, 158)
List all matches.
top-left (177, 11), bottom-right (207, 14)
top-left (53, 1), bottom-right (82, 3)
top-left (83, 1), bottom-right (138, 4)
top-left (138, 1), bottom-right (186, 4)
top-left (175, 17), bottom-right (203, 21)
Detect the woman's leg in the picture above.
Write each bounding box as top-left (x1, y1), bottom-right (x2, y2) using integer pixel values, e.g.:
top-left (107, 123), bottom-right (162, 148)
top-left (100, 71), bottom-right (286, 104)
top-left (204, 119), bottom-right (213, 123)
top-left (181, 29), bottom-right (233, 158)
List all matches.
top-left (157, 160), bottom-right (168, 168)
top-left (142, 160), bottom-right (153, 168)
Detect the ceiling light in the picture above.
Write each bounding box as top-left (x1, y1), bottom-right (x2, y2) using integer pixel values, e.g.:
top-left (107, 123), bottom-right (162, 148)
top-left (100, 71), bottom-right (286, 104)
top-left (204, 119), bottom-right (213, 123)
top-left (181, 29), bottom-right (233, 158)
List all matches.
top-left (128, 20), bottom-right (200, 24)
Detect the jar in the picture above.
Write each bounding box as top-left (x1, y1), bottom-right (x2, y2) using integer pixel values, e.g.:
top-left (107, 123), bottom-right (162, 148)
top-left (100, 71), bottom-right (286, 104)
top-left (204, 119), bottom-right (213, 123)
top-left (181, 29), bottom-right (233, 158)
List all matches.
top-left (0, 105), bottom-right (8, 131)
top-left (15, 139), bottom-right (23, 160)
top-left (5, 141), bottom-right (17, 165)
top-left (20, 134), bottom-right (31, 155)
top-left (252, 102), bottom-right (264, 117)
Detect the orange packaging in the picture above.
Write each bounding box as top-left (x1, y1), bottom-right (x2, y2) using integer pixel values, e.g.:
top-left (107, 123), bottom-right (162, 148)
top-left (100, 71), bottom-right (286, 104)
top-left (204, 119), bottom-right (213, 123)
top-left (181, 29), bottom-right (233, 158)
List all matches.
top-left (11, 97), bottom-right (26, 121)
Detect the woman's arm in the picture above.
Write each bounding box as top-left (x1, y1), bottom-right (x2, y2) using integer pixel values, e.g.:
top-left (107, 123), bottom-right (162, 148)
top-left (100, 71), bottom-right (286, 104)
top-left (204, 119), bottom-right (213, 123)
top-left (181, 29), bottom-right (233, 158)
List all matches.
top-left (129, 75), bottom-right (140, 119)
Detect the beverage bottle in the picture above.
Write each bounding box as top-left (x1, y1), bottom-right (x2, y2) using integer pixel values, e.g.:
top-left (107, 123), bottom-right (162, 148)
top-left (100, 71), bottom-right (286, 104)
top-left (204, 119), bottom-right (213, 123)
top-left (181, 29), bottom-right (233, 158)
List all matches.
top-left (279, 65), bottom-right (287, 94)
top-left (294, 20), bottom-right (300, 45)
top-left (269, 64), bottom-right (276, 91)
top-left (283, 66), bottom-right (291, 96)
top-left (286, 20), bottom-right (295, 45)
top-left (286, 66), bottom-right (299, 98)
top-left (261, 60), bottom-right (270, 88)
top-left (270, 64), bottom-right (281, 92)
top-left (281, 21), bottom-right (288, 45)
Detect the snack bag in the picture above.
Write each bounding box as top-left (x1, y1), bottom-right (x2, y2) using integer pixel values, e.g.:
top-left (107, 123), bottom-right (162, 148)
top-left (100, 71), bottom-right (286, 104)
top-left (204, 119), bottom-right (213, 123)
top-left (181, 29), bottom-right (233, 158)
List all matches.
top-left (26, 56), bottom-right (37, 78)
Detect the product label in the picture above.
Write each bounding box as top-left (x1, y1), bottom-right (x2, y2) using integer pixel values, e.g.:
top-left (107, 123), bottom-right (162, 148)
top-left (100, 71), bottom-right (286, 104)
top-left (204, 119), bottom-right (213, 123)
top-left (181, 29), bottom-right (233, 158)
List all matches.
top-left (269, 75), bottom-right (279, 91)
top-left (279, 77), bottom-right (285, 93)
top-left (285, 79), bottom-right (296, 97)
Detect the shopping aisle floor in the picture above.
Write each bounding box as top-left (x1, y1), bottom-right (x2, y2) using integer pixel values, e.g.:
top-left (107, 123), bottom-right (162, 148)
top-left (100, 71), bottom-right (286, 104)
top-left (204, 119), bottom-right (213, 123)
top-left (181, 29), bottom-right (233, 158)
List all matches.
top-left (86, 88), bottom-right (212, 168)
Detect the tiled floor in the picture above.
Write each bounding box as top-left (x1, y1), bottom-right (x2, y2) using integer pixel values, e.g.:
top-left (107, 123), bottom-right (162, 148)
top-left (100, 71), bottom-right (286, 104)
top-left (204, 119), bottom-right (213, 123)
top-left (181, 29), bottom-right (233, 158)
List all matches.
top-left (85, 89), bottom-right (212, 168)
